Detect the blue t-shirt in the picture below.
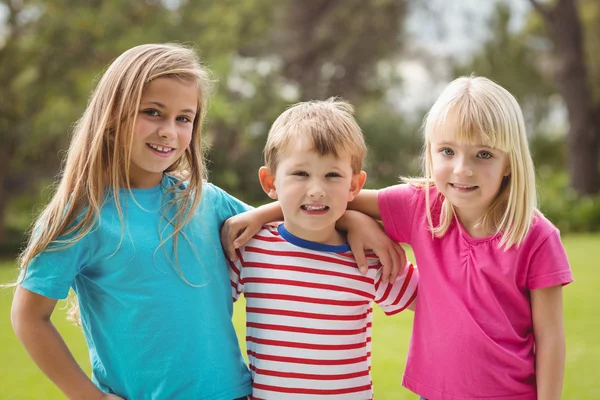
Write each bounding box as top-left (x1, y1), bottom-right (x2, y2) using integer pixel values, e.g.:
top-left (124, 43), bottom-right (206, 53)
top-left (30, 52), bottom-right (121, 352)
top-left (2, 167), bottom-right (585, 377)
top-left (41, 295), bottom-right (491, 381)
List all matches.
top-left (21, 175), bottom-right (252, 399)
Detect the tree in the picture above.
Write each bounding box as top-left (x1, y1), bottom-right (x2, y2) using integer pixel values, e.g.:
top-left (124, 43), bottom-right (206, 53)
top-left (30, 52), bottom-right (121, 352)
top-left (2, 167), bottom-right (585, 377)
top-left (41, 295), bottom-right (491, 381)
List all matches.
top-left (529, 0), bottom-right (600, 196)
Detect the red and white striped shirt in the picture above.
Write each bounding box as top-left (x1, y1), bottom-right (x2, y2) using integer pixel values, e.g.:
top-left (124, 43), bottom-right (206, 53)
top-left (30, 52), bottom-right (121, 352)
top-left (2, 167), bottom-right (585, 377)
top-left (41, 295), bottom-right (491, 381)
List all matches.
top-left (229, 224), bottom-right (418, 400)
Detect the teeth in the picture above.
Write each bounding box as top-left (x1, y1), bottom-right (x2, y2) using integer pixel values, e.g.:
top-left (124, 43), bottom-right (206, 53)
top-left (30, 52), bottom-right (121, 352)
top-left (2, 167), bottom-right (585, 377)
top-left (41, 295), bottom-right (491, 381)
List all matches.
top-left (452, 184), bottom-right (475, 189)
top-left (303, 205), bottom-right (327, 211)
top-left (149, 144), bottom-right (173, 153)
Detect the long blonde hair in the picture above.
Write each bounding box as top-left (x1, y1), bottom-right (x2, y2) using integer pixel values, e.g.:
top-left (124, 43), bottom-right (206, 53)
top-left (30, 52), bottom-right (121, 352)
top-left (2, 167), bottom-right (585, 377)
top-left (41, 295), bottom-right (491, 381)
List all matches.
top-left (19, 44), bottom-right (212, 281)
top-left (406, 76), bottom-right (537, 250)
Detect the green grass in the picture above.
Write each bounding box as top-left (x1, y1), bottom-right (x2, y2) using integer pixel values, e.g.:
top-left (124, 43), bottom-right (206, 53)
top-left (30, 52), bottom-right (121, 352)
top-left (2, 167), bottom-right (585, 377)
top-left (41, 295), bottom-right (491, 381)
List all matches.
top-left (1, 234), bottom-right (598, 399)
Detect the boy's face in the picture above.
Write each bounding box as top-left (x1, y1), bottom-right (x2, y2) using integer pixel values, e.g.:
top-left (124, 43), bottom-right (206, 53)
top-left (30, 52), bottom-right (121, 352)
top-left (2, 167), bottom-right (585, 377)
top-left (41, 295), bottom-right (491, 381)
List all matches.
top-left (260, 137), bottom-right (366, 244)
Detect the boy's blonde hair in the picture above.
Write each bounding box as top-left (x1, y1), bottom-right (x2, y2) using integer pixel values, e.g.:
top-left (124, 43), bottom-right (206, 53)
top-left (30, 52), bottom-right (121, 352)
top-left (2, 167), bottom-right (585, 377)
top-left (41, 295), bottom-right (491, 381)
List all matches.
top-left (264, 98), bottom-right (366, 174)
top-left (407, 76), bottom-right (536, 250)
top-left (19, 44), bottom-right (212, 287)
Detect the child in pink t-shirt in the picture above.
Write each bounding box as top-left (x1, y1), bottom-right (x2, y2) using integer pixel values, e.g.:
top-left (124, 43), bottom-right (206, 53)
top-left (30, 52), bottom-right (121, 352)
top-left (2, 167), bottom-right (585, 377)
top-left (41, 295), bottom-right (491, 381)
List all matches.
top-left (345, 76), bottom-right (573, 399)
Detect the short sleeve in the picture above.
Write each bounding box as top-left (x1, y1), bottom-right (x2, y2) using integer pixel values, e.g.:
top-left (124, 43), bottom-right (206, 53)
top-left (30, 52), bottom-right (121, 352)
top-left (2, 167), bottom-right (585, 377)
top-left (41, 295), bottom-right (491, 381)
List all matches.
top-left (227, 248), bottom-right (246, 302)
top-left (19, 235), bottom-right (90, 300)
top-left (527, 228), bottom-right (573, 290)
top-left (203, 183), bottom-right (253, 225)
top-left (377, 184), bottom-right (419, 244)
top-left (375, 262), bottom-right (419, 315)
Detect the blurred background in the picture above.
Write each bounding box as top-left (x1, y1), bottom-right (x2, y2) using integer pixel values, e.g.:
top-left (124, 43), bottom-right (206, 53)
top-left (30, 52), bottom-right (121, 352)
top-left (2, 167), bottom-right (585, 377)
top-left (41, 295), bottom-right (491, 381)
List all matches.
top-left (0, 0), bottom-right (599, 398)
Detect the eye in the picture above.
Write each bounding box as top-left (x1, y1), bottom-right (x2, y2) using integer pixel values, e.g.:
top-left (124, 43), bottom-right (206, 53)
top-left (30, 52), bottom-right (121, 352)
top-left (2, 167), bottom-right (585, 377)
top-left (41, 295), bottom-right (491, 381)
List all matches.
top-left (142, 109), bottom-right (160, 117)
top-left (326, 172), bottom-right (342, 178)
top-left (439, 147), bottom-right (454, 156)
top-left (477, 151), bottom-right (493, 159)
top-left (177, 115), bottom-right (193, 123)
top-left (292, 171), bottom-right (309, 177)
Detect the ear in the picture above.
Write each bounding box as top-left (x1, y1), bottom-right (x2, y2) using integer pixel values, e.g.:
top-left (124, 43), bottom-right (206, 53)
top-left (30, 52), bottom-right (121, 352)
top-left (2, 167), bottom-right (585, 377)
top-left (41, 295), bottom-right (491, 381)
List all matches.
top-left (348, 171), bottom-right (367, 202)
top-left (259, 166), bottom-right (278, 199)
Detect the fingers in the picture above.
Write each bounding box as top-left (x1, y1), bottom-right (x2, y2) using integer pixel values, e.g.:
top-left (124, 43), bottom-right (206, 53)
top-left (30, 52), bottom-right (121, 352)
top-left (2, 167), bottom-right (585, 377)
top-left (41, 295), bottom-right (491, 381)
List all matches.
top-left (233, 227), bottom-right (254, 249)
top-left (348, 237), bottom-right (369, 275)
top-left (389, 242), bottom-right (404, 282)
top-left (395, 242), bottom-right (407, 274)
top-left (220, 222), bottom-right (238, 261)
top-left (223, 237), bottom-right (238, 262)
top-left (376, 246), bottom-right (393, 284)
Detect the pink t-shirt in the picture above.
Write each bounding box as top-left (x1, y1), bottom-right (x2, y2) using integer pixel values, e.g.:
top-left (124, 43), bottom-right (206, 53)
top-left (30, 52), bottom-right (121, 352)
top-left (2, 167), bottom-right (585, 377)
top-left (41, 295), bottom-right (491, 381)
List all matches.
top-left (378, 184), bottom-right (573, 400)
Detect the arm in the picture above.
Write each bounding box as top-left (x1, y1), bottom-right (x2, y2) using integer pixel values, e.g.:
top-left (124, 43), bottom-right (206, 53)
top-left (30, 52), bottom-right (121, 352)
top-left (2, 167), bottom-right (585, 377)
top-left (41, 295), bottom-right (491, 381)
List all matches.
top-left (11, 286), bottom-right (122, 400)
top-left (221, 202), bottom-right (283, 261)
top-left (374, 262), bottom-right (418, 315)
top-left (338, 209), bottom-right (406, 283)
top-left (531, 285), bottom-right (566, 400)
top-left (346, 189), bottom-right (382, 219)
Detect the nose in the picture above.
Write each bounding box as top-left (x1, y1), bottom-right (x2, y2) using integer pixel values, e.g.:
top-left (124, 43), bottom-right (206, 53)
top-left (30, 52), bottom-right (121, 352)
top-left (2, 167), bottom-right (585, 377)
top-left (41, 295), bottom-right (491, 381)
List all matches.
top-left (307, 179), bottom-right (325, 199)
top-left (158, 120), bottom-right (177, 139)
top-left (453, 156), bottom-right (473, 177)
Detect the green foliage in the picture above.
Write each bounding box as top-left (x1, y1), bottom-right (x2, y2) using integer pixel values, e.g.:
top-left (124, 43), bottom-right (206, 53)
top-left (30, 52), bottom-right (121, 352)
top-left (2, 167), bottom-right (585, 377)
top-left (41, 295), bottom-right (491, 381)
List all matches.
top-left (358, 104), bottom-right (425, 189)
top-left (539, 172), bottom-right (600, 233)
top-left (453, 2), bottom-right (555, 123)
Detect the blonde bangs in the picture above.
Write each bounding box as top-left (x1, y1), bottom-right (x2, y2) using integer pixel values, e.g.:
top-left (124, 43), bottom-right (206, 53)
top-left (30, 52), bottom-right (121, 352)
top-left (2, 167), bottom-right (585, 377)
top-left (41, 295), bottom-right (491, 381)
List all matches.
top-left (426, 87), bottom-right (514, 154)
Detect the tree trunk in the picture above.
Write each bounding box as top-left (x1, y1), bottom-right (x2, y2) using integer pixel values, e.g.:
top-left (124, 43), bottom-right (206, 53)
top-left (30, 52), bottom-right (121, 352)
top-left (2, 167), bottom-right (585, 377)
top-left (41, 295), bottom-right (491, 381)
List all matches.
top-left (531, 0), bottom-right (600, 195)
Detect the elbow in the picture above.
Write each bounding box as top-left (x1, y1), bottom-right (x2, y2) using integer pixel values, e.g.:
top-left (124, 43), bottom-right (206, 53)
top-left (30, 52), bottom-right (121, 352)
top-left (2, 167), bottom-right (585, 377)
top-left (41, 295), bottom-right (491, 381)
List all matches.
top-left (11, 297), bottom-right (25, 338)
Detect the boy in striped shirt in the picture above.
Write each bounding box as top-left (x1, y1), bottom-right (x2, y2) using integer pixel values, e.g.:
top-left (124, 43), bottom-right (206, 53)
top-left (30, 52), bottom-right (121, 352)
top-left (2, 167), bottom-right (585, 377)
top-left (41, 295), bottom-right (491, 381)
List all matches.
top-left (227, 98), bottom-right (418, 399)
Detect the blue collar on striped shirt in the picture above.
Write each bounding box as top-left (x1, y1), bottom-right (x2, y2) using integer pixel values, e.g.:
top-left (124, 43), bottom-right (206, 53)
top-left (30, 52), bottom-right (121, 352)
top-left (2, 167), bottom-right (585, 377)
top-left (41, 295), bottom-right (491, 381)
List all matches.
top-left (277, 224), bottom-right (351, 253)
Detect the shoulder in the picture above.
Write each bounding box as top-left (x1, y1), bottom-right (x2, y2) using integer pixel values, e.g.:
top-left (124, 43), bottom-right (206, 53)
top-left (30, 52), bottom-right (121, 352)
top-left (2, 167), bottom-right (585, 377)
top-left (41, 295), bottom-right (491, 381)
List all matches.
top-left (238, 225), bottom-right (287, 258)
top-left (521, 211), bottom-right (561, 249)
top-left (200, 182), bottom-right (246, 205)
top-left (378, 183), bottom-right (435, 206)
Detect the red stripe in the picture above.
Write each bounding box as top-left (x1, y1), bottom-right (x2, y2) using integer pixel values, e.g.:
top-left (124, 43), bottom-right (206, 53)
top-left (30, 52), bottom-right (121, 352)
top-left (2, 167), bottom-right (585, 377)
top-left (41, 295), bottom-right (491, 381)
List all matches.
top-left (246, 307), bottom-right (370, 321)
top-left (254, 234), bottom-right (285, 243)
top-left (243, 261), bottom-right (373, 284)
top-left (247, 321), bottom-right (369, 335)
top-left (253, 383), bottom-right (371, 395)
top-left (249, 364), bottom-right (369, 380)
top-left (386, 287), bottom-right (418, 316)
top-left (377, 279), bottom-right (393, 304)
top-left (243, 278), bottom-right (374, 299)
top-left (246, 336), bottom-right (367, 350)
top-left (337, 251), bottom-right (379, 260)
top-left (391, 263), bottom-right (414, 305)
top-left (243, 292), bottom-right (370, 306)
top-left (247, 350), bottom-right (368, 365)
top-left (227, 259), bottom-right (240, 276)
top-left (246, 246), bottom-right (358, 267)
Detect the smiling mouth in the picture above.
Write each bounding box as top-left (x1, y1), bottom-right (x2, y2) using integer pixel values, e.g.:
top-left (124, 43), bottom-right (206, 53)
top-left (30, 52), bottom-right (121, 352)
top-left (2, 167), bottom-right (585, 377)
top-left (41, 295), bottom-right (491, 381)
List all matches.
top-left (301, 204), bottom-right (329, 211)
top-left (147, 143), bottom-right (175, 153)
top-left (450, 183), bottom-right (478, 189)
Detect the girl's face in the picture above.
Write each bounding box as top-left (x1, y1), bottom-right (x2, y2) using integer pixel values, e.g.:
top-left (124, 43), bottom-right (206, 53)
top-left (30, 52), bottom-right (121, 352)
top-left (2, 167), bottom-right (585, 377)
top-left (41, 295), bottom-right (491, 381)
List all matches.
top-left (129, 77), bottom-right (198, 188)
top-left (430, 137), bottom-right (510, 228)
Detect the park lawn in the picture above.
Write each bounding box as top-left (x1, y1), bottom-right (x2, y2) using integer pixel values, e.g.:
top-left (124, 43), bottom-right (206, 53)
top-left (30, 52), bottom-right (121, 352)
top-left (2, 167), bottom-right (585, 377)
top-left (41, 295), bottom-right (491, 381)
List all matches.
top-left (0, 233), bottom-right (598, 399)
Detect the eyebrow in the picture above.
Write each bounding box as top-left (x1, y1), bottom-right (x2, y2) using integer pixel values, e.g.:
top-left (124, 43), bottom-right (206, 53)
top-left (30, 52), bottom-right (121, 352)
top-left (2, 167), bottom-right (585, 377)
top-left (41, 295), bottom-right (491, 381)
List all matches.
top-left (143, 101), bottom-right (196, 115)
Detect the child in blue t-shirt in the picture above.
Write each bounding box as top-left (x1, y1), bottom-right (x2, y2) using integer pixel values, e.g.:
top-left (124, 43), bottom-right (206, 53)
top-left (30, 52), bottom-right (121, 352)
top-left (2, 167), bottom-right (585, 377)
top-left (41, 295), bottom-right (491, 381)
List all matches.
top-left (11, 44), bottom-right (253, 400)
